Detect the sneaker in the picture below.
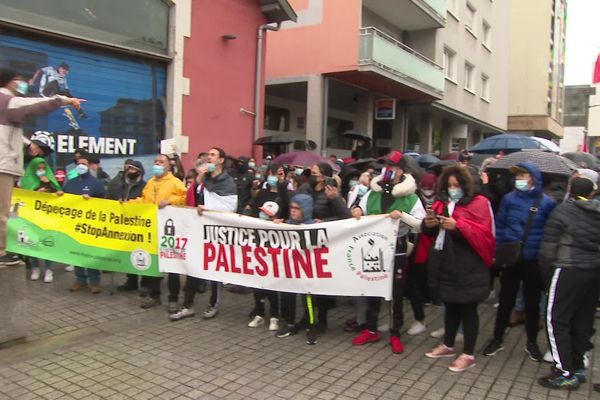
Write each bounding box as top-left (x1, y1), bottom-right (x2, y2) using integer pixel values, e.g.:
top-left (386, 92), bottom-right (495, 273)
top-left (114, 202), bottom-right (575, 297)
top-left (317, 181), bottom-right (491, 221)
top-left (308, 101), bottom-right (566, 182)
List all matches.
top-left (89, 284), bottom-right (101, 294)
top-left (430, 327), bottom-right (445, 339)
top-left (269, 317), bottom-right (279, 331)
top-left (70, 282), bottom-right (87, 292)
top-left (425, 344), bottom-right (456, 359)
top-left (203, 305), bottom-right (218, 319)
top-left (525, 342), bottom-right (543, 362)
top-left (543, 350), bottom-right (554, 363)
top-left (167, 301), bottom-right (179, 314)
top-left (169, 307), bottom-right (195, 321)
top-left (448, 354), bottom-right (476, 372)
top-left (538, 373), bottom-right (579, 390)
top-left (389, 336), bottom-right (404, 354)
top-left (306, 326), bottom-right (317, 345)
top-left (64, 265), bottom-right (75, 272)
top-left (275, 324), bottom-right (296, 338)
top-left (0, 253), bottom-right (20, 266)
top-left (43, 269), bottom-right (53, 283)
top-left (30, 267), bottom-right (41, 281)
top-left (574, 369), bottom-right (586, 383)
top-left (248, 315), bottom-right (265, 328)
top-left (483, 339), bottom-right (504, 356)
top-left (407, 321), bottom-right (427, 336)
top-left (141, 297), bottom-right (161, 309)
top-left (352, 329), bottom-right (381, 346)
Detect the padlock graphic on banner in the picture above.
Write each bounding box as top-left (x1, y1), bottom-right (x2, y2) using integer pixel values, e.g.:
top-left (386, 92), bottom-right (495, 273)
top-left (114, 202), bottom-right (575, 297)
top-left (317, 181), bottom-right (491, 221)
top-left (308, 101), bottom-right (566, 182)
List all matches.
top-left (164, 219), bottom-right (176, 236)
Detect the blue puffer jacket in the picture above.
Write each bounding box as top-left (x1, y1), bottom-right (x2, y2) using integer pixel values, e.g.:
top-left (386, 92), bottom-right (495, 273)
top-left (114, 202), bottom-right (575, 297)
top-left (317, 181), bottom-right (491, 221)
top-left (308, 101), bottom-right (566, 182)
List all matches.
top-left (495, 162), bottom-right (556, 261)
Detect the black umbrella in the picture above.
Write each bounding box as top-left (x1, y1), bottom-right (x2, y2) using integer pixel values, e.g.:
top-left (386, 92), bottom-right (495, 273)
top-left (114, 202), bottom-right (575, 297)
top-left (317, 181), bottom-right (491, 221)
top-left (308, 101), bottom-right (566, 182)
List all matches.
top-left (486, 151), bottom-right (578, 176)
top-left (561, 152), bottom-right (599, 169)
top-left (470, 133), bottom-right (545, 154)
top-left (343, 129), bottom-right (371, 141)
top-left (427, 160), bottom-right (459, 175)
top-left (417, 154), bottom-right (440, 168)
top-left (254, 135), bottom-right (292, 145)
top-left (346, 158), bottom-right (377, 169)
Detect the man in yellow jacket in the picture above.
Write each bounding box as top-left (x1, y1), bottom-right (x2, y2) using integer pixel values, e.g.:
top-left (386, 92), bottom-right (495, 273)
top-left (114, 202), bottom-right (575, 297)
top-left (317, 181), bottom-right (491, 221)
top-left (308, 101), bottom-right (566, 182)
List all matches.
top-left (131, 154), bottom-right (186, 309)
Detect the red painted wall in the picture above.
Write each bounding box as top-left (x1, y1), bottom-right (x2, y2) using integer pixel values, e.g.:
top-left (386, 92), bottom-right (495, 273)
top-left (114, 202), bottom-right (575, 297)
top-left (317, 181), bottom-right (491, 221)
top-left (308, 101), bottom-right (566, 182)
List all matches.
top-left (182, 0), bottom-right (268, 166)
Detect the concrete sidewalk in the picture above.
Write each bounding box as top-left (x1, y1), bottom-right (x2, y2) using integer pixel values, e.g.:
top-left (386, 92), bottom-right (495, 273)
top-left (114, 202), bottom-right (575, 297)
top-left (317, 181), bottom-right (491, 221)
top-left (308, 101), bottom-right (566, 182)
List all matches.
top-left (0, 268), bottom-right (598, 399)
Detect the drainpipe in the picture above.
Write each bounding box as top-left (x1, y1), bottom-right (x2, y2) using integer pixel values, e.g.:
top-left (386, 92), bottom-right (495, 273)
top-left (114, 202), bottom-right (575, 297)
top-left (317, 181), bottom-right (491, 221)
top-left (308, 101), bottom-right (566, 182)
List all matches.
top-left (254, 23), bottom-right (281, 156)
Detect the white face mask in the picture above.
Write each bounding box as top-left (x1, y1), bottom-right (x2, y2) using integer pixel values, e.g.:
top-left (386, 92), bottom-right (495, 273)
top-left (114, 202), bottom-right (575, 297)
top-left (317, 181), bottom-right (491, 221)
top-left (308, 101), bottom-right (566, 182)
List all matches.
top-left (421, 189), bottom-right (435, 197)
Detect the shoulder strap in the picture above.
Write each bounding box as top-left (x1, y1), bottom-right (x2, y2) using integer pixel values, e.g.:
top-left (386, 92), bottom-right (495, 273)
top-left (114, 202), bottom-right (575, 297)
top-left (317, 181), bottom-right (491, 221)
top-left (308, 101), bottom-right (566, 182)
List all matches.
top-left (521, 194), bottom-right (543, 244)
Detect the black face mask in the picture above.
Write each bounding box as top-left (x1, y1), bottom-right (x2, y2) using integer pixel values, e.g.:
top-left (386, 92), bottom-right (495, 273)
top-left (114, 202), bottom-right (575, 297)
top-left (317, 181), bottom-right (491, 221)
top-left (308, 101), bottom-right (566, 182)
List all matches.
top-left (309, 176), bottom-right (319, 188)
top-left (127, 172), bottom-right (140, 179)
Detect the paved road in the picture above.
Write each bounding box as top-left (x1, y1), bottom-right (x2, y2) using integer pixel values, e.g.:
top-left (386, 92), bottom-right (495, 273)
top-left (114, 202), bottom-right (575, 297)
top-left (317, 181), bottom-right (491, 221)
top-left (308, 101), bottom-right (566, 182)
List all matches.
top-left (0, 268), bottom-right (598, 399)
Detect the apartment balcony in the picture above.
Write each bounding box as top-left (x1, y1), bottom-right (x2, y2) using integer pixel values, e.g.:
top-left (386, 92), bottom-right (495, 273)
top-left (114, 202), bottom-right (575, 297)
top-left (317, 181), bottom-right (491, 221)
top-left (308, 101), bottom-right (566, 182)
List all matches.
top-left (355, 27), bottom-right (444, 99)
top-left (362, 0), bottom-right (446, 30)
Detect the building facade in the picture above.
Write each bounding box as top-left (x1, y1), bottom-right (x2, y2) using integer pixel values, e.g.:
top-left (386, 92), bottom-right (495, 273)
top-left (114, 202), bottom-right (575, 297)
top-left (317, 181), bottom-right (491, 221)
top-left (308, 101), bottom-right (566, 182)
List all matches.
top-left (264, 0), bottom-right (510, 157)
top-left (507, 0), bottom-right (566, 139)
top-left (560, 85), bottom-right (595, 152)
top-left (0, 0), bottom-right (295, 173)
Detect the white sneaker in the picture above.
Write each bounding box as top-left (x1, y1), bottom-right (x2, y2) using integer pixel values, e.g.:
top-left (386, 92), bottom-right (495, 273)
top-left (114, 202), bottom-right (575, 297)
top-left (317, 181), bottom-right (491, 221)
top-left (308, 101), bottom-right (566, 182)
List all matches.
top-left (430, 327), bottom-right (445, 338)
top-left (407, 321), bottom-right (427, 336)
top-left (65, 265), bottom-right (74, 272)
top-left (169, 307), bottom-right (195, 321)
top-left (43, 270), bottom-right (53, 283)
top-left (543, 350), bottom-right (554, 363)
top-left (269, 317), bottom-right (279, 331)
top-left (30, 267), bottom-right (40, 281)
top-left (203, 306), bottom-right (218, 319)
top-left (248, 315), bottom-right (265, 328)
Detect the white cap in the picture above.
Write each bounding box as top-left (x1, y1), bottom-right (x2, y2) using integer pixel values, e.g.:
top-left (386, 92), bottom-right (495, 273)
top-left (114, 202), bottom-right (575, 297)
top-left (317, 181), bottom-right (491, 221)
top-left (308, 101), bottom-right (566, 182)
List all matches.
top-left (259, 201), bottom-right (279, 217)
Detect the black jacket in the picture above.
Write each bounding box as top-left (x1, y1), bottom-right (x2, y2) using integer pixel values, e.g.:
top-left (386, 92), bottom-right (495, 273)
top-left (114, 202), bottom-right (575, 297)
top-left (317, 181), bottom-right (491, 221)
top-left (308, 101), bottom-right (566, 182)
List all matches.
top-left (296, 183), bottom-right (351, 221)
top-left (539, 198), bottom-right (600, 280)
top-left (107, 172), bottom-right (146, 201)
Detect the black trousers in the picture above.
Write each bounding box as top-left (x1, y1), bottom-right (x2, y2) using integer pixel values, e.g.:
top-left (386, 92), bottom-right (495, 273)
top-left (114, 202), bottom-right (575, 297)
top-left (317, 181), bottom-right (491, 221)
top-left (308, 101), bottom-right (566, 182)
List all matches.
top-left (251, 289), bottom-right (279, 318)
top-left (546, 268), bottom-right (599, 375)
top-left (493, 260), bottom-right (543, 343)
top-left (280, 292), bottom-right (296, 325)
top-left (444, 302), bottom-right (479, 355)
top-left (182, 277), bottom-right (220, 309)
top-left (147, 273), bottom-right (180, 302)
top-left (365, 253), bottom-right (405, 335)
top-left (406, 262), bottom-right (427, 322)
top-left (124, 273), bottom-right (150, 287)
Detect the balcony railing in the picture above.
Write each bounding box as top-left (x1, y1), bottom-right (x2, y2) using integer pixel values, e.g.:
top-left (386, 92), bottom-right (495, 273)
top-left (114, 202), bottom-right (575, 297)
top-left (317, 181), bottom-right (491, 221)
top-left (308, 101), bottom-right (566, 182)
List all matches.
top-left (359, 27), bottom-right (444, 96)
top-left (415, 0), bottom-right (447, 22)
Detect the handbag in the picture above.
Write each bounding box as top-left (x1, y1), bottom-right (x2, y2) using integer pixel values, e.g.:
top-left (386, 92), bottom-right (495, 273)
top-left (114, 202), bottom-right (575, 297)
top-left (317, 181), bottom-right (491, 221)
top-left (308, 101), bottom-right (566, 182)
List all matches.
top-left (494, 194), bottom-right (542, 269)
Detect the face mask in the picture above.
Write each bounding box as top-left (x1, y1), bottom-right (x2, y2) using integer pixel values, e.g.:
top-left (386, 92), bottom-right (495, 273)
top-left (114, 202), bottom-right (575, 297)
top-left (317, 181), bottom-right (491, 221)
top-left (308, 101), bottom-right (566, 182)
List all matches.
top-left (258, 211), bottom-right (270, 220)
top-left (381, 167), bottom-right (396, 184)
top-left (127, 172), bottom-right (140, 179)
top-left (255, 173), bottom-right (262, 180)
top-left (357, 184), bottom-right (368, 196)
top-left (76, 164), bottom-right (88, 175)
top-left (295, 168), bottom-right (304, 176)
top-left (349, 180), bottom-right (358, 188)
top-left (16, 81), bottom-right (29, 95)
top-left (151, 165), bottom-right (164, 177)
top-left (515, 179), bottom-right (529, 191)
top-left (36, 170), bottom-right (46, 177)
top-left (448, 188), bottom-right (464, 201)
top-left (267, 176), bottom-right (278, 187)
top-left (421, 189), bottom-right (435, 197)
top-left (248, 162), bottom-right (256, 169)
top-left (206, 163), bottom-right (216, 173)
top-left (309, 175), bottom-right (319, 188)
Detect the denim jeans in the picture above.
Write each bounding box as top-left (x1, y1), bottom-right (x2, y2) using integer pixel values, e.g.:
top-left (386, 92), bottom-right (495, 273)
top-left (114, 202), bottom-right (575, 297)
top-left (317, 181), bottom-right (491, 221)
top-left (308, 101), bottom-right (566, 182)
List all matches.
top-left (30, 257), bottom-right (53, 270)
top-left (74, 267), bottom-right (100, 284)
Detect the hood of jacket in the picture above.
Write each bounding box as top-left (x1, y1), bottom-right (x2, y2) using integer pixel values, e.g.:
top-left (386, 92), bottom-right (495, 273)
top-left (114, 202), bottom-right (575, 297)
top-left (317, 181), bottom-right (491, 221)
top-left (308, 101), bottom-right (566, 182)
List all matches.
top-left (289, 193), bottom-right (314, 224)
top-left (515, 162), bottom-right (543, 195)
top-left (370, 173), bottom-right (417, 198)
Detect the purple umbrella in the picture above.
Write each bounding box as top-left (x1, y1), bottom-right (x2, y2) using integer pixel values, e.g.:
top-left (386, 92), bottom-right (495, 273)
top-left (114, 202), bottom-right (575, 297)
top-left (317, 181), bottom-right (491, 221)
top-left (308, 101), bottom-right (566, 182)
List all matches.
top-left (273, 151), bottom-right (340, 171)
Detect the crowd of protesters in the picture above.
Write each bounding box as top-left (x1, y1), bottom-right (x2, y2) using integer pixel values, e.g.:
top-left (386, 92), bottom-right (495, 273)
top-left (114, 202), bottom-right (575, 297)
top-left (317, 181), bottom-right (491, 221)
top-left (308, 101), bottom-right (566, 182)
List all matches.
top-left (2, 67), bottom-right (600, 391)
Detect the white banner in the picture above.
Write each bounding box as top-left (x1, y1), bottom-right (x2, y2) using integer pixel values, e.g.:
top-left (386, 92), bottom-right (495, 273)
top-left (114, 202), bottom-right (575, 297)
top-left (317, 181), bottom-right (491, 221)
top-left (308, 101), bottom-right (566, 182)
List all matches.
top-left (158, 208), bottom-right (399, 299)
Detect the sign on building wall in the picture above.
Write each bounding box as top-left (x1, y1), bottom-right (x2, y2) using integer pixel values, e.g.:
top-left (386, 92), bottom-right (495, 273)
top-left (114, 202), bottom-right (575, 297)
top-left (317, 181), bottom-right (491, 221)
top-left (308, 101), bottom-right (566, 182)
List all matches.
top-left (0, 32), bottom-right (167, 174)
top-left (375, 98), bottom-right (396, 120)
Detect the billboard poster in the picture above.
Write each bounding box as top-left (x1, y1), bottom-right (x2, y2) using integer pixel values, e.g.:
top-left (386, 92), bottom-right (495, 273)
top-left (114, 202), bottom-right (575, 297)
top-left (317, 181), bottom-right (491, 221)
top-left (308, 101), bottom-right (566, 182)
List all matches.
top-left (375, 98), bottom-right (396, 120)
top-left (0, 31), bottom-right (167, 176)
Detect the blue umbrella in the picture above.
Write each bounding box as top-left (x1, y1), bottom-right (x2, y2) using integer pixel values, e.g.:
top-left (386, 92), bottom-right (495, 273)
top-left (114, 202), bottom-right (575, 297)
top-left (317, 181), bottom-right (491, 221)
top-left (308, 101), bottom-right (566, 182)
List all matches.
top-left (470, 134), bottom-right (545, 154)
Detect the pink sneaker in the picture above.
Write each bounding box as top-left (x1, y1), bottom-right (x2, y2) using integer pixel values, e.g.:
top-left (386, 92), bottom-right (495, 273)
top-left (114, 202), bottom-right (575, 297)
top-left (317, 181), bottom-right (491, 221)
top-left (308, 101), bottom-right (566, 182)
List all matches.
top-left (389, 335), bottom-right (404, 354)
top-left (352, 329), bottom-right (381, 346)
top-left (448, 354), bottom-right (476, 372)
top-left (425, 344), bottom-right (456, 359)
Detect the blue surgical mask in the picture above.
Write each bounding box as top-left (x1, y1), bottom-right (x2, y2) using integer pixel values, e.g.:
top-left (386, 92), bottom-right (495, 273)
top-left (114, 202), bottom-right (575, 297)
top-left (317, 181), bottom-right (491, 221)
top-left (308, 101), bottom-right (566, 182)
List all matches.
top-left (207, 163), bottom-right (216, 173)
top-left (448, 188), bottom-right (464, 201)
top-left (515, 179), bottom-right (529, 191)
top-left (258, 211), bottom-right (270, 220)
top-left (36, 170), bottom-right (46, 177)
top-left (248, 162), bottom-right (256, 169)
top-left (349, 180), bottom-right (358, 188)
top-left (254, 173), bottom-right (261, 180)
top-left (267, 176), bottom-right (278, 187)
top-left (16, 81), bottom-right (29, 95)
top-left (76, 164), bottom-right (88, 175)
top-left (151, 165), bottom-right (164, 177)
top-left (295, 168), bottom-right (304, 176)
top-left (357, 184), bottom-right (368, 196)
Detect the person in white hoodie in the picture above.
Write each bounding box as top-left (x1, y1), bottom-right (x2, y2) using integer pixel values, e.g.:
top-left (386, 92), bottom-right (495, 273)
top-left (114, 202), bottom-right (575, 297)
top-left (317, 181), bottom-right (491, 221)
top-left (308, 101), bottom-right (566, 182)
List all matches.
top-left (0, 68), bottom-right (80, 265)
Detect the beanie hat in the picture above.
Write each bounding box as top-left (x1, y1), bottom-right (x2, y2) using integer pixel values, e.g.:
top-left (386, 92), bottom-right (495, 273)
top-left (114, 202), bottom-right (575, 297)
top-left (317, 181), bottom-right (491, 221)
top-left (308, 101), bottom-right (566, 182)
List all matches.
top-left (384, 150), bottom-right (406, 169)
top-left (571, 177), bottom-right (595, 198)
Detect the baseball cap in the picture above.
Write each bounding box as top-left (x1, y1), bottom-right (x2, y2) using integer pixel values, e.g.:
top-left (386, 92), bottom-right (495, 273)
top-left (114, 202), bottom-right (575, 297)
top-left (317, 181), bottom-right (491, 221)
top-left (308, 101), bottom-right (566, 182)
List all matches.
top-left (259, 201), bottom-right (279, 217)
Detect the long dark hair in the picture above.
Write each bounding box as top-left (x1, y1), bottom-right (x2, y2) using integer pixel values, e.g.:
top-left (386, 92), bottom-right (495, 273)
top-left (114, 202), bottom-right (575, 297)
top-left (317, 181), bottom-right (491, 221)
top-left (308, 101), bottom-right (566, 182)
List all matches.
top-left (315, 162), bottom-right (333, 177)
